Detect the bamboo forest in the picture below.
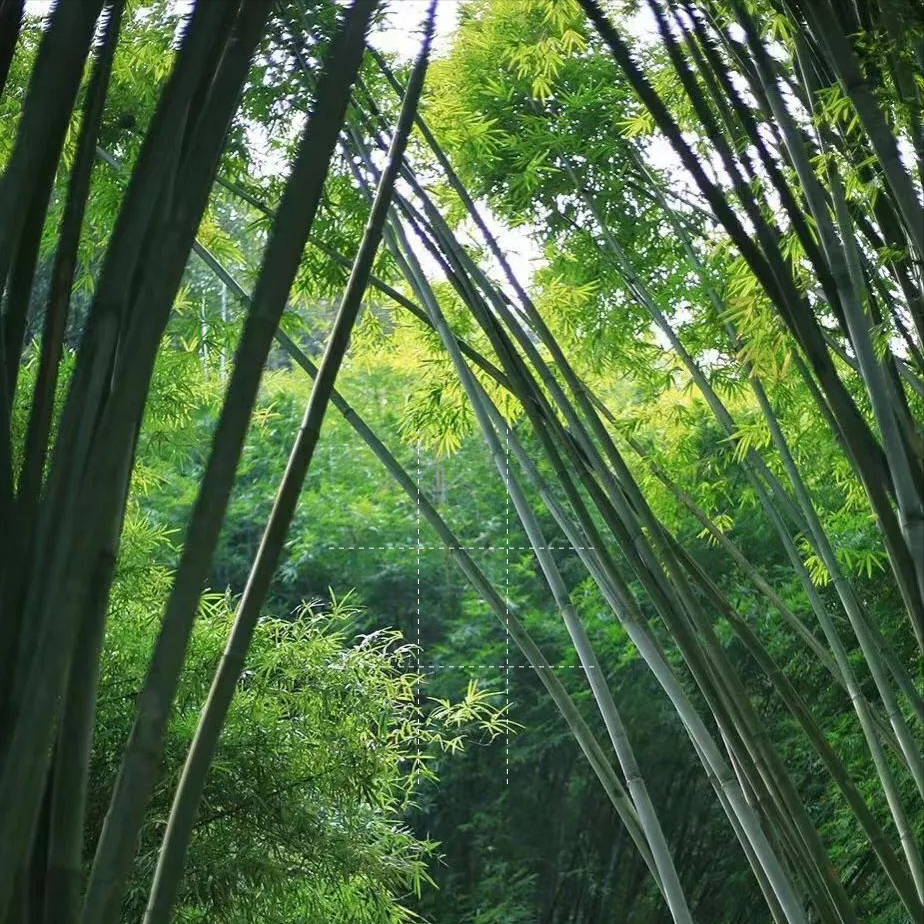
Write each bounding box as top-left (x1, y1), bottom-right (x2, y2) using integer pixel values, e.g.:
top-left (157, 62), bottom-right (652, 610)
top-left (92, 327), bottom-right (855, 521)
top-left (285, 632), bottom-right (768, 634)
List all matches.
top-left (1, 0), bottom-right (923, 921)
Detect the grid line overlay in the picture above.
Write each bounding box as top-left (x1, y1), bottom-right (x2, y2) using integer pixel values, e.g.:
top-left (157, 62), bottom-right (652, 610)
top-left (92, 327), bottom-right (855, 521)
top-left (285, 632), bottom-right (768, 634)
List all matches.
top-left (326, 546), bottom-right (590, 551)
top-left (419, 664), bottom-right (596, 670)
top-left (329, 541), bottom-right (591, 670)
top-left (369, 437), bottom-right (593, 791)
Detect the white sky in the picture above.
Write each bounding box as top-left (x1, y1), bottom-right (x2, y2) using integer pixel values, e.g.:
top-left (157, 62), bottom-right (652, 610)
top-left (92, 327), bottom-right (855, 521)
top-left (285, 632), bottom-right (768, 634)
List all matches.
top-left (374, 0), bottom-right (463, 60)
top-left (372, 0), bottom-right (541, 288)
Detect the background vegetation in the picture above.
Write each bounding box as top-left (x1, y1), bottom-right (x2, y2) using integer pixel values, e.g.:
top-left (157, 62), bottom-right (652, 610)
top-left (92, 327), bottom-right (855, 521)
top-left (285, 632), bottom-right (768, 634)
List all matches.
top-left (0, 0), bottom-right (921, 922)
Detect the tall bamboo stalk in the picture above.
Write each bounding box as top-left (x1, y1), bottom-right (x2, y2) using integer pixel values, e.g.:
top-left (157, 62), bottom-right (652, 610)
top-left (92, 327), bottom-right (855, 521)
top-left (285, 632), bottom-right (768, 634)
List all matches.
top-left (43, 428), bottom-right (137, 924)
top-left (342, 81), bottom-right (860, 916)
top-left (578, 0), bottom-right (924, 655)
top-left (563, 151), bottom-right (923, 808)
top-left (0, 0), bottom-right (103, 616)
top-left (0, 0), bottom-right (24, 99)
top-left (791, 0), bottom-right (924, 264)
top-left (0, 0), bottom-right (122, 727)
top-left (0, 4), bottom-right (253, 914)
top-left (80, 6), bottom-right (374, 922)
top-left (0, 1), bottom-right (913, 917)
top-left (140, 10), bottom-right (432, 920)
top-left (378, 188), bottom-right (809, 920)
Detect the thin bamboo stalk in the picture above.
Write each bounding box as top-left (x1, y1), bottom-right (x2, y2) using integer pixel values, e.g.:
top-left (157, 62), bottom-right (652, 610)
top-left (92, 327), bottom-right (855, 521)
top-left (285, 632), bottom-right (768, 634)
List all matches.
top-left (569, 141), bottom-right (923, 784)
top-left (0, 0), bottom-right (103, 288)
top-left (749, 374), bottom-right (924, 793)
top-left (619, 140), bottom-right (924, 717)
top-left (628, 438), bottom-right (905, 738)
top-left (9, 0), bottom-right (240, 697)
top-left (0, 0), bottom-right (103, 623)
top-left (344, 108), bottom-right (833, 916)
top-left (672, 538), bottom-right (924, 912)
top-left (792, 0), bottom-right (924, 263)
top-left (43, 426), bottom-right (136, 924)
top-left (382, 156), bottom-right (857, 920)
top-left (354, 77), bottom-right (924, 908)
top-left (579, 0), bottom-right (921, 641)
top-left (0, 0), bottom-right (24, 99)
top-left (0, 0), bottom-right (123, 714)
top-left (732, 5), bottom-right (924, 604)
top-left (382, 193), bottom-right (809, 921)
top-left (609, 178), bottom-right (920, 729)
top-left (141, 12), bottom-right (428, 920)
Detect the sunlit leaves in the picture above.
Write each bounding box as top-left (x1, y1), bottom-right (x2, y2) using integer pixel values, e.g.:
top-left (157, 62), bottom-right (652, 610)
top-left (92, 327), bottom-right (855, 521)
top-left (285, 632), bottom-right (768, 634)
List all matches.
top-left (620, 108), bottom-right (657, 137)
top-left (399, 355), bottom-right (474, 457)
top-left (727, 415), bottom-right (771, 463)
top-left (697, 510), bottom-right (733, 546)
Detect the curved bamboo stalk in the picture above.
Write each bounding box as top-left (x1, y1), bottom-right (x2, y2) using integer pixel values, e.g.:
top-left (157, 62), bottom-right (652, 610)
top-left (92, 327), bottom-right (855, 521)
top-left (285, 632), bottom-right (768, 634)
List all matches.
top-left (622, 139), bottom-right (924, 718)
top-left (569, 145), bottom-right (923, 788)
top-left (483, 422), bottom-right (696, 924)
top-left (381, 193), bottom-right (809, 922)
top-left (80, 3), bottom-right (379, 921)
top-left (409, 173), bottom-right (865, 923)
top-left (628, 437), bottom-right (908, 740)
top-left (44, 426), bottom-right (136, 924)
top-left (732, 4), bottom-right (924, 621)
top-left (544, 29), bottom-right (924, 813)
top-left (0, 0), bottom-right (24, 100)
top-left (342, 101), bottom-right (854, 918)
top-left (579, 0), bottom-right (923, 647)
top-left (0, 4), bottom-right (249, 915)
top-left (791, 0), bottom-right (924, 263)
top-left (0, 0), bottom-right (103, 288)
top-left (141, 12), bottom-right (428, 920)
top-left (7, 0), bottom-right (241, 721)
top-left (0, 0), bottom-right (103, 622)
top-left (671, 539), bottom-right (924, 912)
top-left (0, 0), bottom-right (122, 728)
top-left (749, 373), bottom-right (924, 793)
top-left (369, 35), bottom-right (918, 732)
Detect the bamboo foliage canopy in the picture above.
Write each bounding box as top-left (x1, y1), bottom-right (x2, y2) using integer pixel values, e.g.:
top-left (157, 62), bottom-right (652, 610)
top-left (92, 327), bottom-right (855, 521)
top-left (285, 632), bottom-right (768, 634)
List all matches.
top-left (0, 0), bottom-right (921, 921)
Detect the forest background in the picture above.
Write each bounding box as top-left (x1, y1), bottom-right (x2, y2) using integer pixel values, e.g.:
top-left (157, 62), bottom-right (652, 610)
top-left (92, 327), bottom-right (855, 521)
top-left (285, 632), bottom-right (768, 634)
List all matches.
top-left (0, 0), bottom-right (922, 923)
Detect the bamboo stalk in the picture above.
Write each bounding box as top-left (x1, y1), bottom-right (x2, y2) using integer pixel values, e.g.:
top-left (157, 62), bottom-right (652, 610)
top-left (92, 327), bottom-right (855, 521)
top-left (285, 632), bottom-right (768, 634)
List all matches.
top-left (671, 538), bottom-right (924, 913)
top-left (579, 143), bottom-right (922, 730)
top-left (350, 71), bottom-right (924, 911)
top-left (43, 426), bottom-right (136, 924)
top-left (141, 11), bottom-right (427, 920)
top-left (732, 4), bottom-right (924, 607)
top-left (380, 188), bottom-right (809, 920)
top-left (0, 0), bottom-right (103, 288)
top-left (80, 6), bottom-right (370, 922)
top-left (579, 0), bottom-right (921, 640)
top-left (569, 128), bottom-right (923, 784)
top-left (792, 0), bottom-right (924, 263)
top-left (0, 0), bottom-right (123, 718)
top-left (749, 374), bottom-right (924, 792)
top-left (0, 0), bottom-right (24, 99)
top-left (348, 88), bottom-right (852, 916)
top-left (0, 0), bottom-right (103, 626)
top-left (0, 3), bottom-right (247, 913)
top-left (10, 0), bottom-right (240, 693)
top-left (382, 145), bottom-right (860, 919)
